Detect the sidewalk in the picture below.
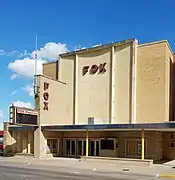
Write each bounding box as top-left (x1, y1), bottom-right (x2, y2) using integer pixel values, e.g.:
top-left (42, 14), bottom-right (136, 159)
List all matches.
top-left (1, 156), bottom-right (175, 178)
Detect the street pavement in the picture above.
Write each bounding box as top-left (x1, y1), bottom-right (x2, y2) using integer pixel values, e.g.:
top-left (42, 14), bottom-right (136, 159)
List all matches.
top-left (0, 156), bottom-right (173, 179)
top-left (0, 163), bottom-right (160, 180)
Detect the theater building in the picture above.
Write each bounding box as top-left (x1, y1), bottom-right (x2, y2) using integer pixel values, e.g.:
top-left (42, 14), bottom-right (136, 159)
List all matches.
top-left (3, 38), bottom-right (175, 162)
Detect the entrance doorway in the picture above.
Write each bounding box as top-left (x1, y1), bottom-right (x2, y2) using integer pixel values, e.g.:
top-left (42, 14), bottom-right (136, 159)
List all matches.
top-left (126, 139), bottom-right (146, 158)
top-left (64, 139), bottom-right (100, 157)
top-left (77, 140), bottom-right (86, 156)
top-left (90, 140), bottom-right (100, 156)
top-left (66, 139), bottom-right (76, 156)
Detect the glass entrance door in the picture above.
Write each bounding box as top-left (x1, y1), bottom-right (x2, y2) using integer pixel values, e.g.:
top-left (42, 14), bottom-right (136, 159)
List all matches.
top-left (77, 140), bottom-right (86, 156)
top-left (66, 139), bottom-right (76, 156)
top-left (90, 140), bottom-right (100, 156)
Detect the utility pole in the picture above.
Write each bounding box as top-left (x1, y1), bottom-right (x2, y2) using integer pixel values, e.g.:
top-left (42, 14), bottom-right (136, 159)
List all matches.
top-left (34, 36), bottom-right (38, 95)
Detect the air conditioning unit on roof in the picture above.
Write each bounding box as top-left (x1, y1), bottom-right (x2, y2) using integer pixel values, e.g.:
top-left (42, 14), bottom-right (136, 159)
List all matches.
top-left (88, 117), bottom-right (103, 125)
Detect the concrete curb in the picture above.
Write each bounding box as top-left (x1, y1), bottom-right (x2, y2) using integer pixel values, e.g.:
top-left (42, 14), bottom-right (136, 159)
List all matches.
top-left (156, 174), bottom-right (175, 178)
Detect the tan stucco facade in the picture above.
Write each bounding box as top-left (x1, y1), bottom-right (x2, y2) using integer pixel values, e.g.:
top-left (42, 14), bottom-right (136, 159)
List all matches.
top-left (43, 61), bottom-right (58, 80)
top-left (37, 39), bottom-right (138, 125)
top-left (136, 41), bottom-right (173, 123)
top-left (36, 39), bottom-right (173, 125)
top-left (4, 38), bottom-right (175, 162)
top-left (36, 75), bottom-right (72, 125)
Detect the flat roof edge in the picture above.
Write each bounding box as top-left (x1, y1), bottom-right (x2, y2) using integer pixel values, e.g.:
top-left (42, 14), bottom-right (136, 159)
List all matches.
top-left (60, 38), bottom-right (137, 57)
top-left (138, 40), bottom-right (174, 55)
top-left (36, 74), bottom-right (66, 85)
top-left (43, 60), bottom-right (58, 66)
top-left (41, 122), bottom-right (175, 130)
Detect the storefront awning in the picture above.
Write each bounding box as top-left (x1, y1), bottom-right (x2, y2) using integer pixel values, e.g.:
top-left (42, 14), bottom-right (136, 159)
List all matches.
top-left (9, 125), bottom-right (37, 131)
top-left (8, 122), bottom-right (175, 131)
top-left (41, 122), bottom-right (175, 131)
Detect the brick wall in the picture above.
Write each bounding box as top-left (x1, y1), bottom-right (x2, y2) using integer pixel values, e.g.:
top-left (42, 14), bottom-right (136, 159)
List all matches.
top-left (116, 131), bottom-right (163, 161)
top-left (163, 132), bottom-right (175, 160)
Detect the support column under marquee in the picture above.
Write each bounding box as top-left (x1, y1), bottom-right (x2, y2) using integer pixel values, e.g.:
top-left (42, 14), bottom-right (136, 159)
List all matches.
top-left (34, 126), bottom-right (46, 158)
top-left (86, 130), bottom-right (88, 157)
top-left (3, 122), bottom-right (12, 156)
top-left (141, 128), bottom-right (145, 160)
top-left (27, 131), bottom-right (33, 154)
top-left (22, 131), bottom-right (28, 154)
top-left (11, 131), bottom-right (17, 153)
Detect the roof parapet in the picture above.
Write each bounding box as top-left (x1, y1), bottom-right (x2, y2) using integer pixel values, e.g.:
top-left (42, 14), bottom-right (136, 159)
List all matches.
top-left (60, 38), bottom-right (137, 57)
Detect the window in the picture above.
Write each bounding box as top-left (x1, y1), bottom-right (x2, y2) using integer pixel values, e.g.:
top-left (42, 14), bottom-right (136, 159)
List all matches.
top-left (169, 141), bottom-right (175, 148)
top-left (46, 139), bottom-right (58, 154)
top-left (137, 143), bottom-right (142, 156)
top-left (170, 134), bottom-right (174, 139)
top-left (137, 140), bottom-right (146, 156)
top-left (100, 139), bottom-right (114, 150)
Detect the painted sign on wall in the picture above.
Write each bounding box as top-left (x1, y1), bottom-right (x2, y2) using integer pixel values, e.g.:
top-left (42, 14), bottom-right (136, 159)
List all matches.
top-left (82, 63), bottom-right (107, 76)
top-left (43, 82), bottom-right (49, 111)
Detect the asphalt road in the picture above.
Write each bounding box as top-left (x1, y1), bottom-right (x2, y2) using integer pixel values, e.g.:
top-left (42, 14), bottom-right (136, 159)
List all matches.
top-left (0, 163), bottom-right (166, 180)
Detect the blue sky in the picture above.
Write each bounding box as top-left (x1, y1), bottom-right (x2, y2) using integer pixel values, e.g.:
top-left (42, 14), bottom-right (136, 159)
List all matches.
top-left (0, 0), bottom-right (175, 128)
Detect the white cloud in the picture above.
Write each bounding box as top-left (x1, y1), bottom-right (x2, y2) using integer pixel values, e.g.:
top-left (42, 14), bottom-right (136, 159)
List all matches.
top-left (7, 50), bottom-right (19, 56)
top-left (0, 49), bottom-right (20, 56)
top-left (8, 42), bottom-right (68, 79)
top-left (22, 84), bottom-right (34, 97)
top-left (74, 44), bottom-right (81, 51)
top-left (0, 110), bottom-right (4, 130)
top-left (74, 45), bottom-right (86, 51)
top-left (36, 42), bottom-right (68, 61)
top-left (12, 90), bottom-right (17, 95)
top-left (92, 44), bottom-right (102, 47)
top-left (0, 110), bottom-right (3, 119)
top-left (13, 100), bottom-right (32, 109)
top-left (18, 50), bottom-right (30, 58)
top-left (8, 57), bottom-right (45, 78)
top-left (0, 49), bottom-right (5, 55)
top-left (0, 125), bottom-right (3, 130)
top-left (11, 73), bottom-right (19, 80)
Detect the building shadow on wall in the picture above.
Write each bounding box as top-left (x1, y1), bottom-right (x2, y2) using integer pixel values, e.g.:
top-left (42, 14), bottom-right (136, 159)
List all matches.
top-left (3, 130), bottom-right (34, 157)
top-left (169, 57), bottom-right (175, 121)
top-left (154, 159), bottom-right (175, 168)
top-left (3, 142), bottom-right (18, 157)
top-left (154, 160), bottom-right (172, 164)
